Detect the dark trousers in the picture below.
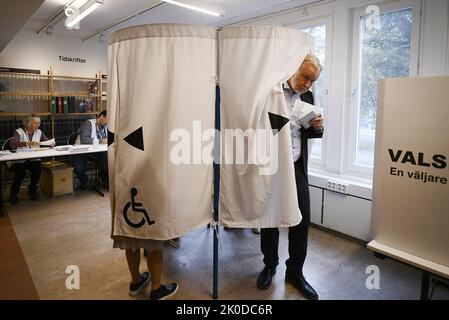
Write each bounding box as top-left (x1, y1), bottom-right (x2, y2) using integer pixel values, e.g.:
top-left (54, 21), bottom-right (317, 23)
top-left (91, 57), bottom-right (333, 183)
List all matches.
top-left (10, 161), bottom-right (42, 195)
top-left (71, 152), bottom-right (108, 186)
top-left (260, 158), bottom-right (310, 275)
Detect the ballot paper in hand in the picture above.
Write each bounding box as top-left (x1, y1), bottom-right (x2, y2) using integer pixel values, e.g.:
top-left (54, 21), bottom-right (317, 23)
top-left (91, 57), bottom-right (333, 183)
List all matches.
top-left (293, 100), bottom-right (320, 129)
top-left (40, 138), bottom-right (55, 147)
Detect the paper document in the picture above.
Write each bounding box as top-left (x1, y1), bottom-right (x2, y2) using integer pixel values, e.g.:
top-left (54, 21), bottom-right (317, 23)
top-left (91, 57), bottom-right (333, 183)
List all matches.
top-left (40, 139), bottom-right (55, 147)
top-left (55, 146), bottom-right (70, 151)
top-left (292, 100), bottom-right (320, 129)
top-left (69, 145), bottom-right (91, 152)
top-left (17, 147), bottom-right (49, 152)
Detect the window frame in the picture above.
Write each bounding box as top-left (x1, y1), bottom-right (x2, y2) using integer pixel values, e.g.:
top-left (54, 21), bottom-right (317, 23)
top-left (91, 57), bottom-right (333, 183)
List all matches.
top-left (284, 14), bottom-right (333, 169)
top-left (344, 0), bottom-right (421, 179)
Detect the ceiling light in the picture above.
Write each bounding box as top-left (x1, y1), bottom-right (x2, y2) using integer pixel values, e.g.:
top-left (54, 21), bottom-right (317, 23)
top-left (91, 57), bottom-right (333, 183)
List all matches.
top-left (65, 6), bottom-right (75, 17)
top-left (66, 0), bottom-right (104, 29)
top-left (161, 0), bottom-right (225, 17)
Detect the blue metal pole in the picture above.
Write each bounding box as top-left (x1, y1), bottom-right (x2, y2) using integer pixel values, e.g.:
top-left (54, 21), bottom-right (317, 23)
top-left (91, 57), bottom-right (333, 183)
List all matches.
top-left (213, 85), bottom-right (220, 299)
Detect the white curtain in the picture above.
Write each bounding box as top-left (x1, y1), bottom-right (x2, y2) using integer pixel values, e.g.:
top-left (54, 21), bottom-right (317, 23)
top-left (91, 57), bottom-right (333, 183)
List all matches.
top-left (108, 24), bottom-right (314, 239)
top-left (108, 24), bottom-right (217, 240)
top-left (218, 26), bottom-right (314, 228)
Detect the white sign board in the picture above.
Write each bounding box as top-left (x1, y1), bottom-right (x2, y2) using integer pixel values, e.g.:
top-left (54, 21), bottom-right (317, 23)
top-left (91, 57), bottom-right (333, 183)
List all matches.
top-left (370, 76), bottom-right (449, 275)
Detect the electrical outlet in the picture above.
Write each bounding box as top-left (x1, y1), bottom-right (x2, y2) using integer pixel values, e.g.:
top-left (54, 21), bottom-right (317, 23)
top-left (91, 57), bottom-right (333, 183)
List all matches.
top-left (326, 180), bottom-right (335, 191)
top-left (326, 180), bottom-right (349, 194)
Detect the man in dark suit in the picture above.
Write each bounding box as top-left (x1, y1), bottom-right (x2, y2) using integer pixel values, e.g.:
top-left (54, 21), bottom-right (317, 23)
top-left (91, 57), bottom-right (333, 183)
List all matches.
top-left (257, 54), bottom-right (324, 300)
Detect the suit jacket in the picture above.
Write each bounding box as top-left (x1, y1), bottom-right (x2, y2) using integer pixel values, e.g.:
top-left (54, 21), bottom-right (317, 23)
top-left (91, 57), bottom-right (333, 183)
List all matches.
top-left (298, 90), bottom-right (323, 180)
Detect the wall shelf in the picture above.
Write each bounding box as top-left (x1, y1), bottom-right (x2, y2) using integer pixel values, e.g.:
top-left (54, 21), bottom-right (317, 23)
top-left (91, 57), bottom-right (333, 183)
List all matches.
top-left (0, 68), bottom-right (105, 143)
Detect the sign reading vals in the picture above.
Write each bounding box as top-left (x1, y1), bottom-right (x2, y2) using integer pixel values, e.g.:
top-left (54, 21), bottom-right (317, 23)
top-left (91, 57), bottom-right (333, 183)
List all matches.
top-left (370, 76), bottom-right (449, 272)
top-left (59, 56), bottom-right (86, 63)
top-left (388, 149), bottom-right (447, 184)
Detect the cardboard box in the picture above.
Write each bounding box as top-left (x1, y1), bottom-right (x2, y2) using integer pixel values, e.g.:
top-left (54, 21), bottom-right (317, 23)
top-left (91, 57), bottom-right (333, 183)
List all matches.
top-left (40, 160), bottom-right (74, 197)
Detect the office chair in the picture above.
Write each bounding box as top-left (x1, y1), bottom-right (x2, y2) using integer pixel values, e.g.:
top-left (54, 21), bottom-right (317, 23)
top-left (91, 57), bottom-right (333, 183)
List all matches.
top-left (67, 132), bottom-right (79, 145)
top-left (2, 137), bottom-right (14, 151)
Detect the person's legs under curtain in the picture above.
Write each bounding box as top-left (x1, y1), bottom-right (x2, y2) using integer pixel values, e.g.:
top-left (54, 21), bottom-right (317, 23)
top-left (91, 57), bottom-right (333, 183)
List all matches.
top-left (125, 249), bottom-right (150, 296)
top-left (284, 158), bottom-right (318, 299)
top-left (261, 228), bottom-right (280, 269)
top-left (147, 249), bottom-right (178, 300)
top-left (286, 159), bottom-right (311, 274)
top-left (257, 228), bottom-right (280, 290)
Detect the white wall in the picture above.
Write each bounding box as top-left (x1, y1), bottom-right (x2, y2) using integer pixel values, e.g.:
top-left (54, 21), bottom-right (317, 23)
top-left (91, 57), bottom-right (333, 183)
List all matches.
top-left (0, 29), bottom-right (107, 77)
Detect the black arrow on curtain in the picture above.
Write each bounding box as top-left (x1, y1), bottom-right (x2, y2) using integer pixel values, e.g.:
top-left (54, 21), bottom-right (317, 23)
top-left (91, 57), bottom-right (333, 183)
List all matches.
top-left (124, 127), bottom-right (144, 151)
top-left (268, 112), bottom-right (290, 135)
top-left (108, 129), bottom-right (115, 147)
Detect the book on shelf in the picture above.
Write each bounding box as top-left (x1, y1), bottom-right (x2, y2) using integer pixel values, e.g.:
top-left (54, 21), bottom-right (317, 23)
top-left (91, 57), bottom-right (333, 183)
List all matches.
top-left (63, 96), bottom-right (69, 114)
top-left (51, 97), bottom-right (57, 114)
top-left (58, 97), bottom-right (63, 114)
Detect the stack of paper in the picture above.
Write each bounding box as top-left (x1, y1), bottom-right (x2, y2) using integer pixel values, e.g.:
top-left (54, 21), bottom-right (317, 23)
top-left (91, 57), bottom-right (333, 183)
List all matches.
top-left (292, 100), bottom-right (320, 129)
top-left (40, 139), bottom-right (55, 147)
top-left (69, 145), bottom-right (91, 152)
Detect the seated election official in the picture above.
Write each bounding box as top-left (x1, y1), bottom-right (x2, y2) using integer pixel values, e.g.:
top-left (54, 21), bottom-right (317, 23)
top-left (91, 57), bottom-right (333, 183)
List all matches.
top-left (71, 110), bottom-right (108, 190)
top-left (9, 113), bottom-right (54, 204)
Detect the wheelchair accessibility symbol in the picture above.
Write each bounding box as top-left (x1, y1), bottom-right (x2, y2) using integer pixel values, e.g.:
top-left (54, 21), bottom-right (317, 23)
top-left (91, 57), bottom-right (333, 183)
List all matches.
top-left (123, 188), bottom-right (155, 228)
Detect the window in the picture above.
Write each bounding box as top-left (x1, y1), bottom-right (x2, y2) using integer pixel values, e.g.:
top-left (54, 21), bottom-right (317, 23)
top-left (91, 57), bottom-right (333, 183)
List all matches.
top-left (301, 24), bottom-right (326, 160)
top-left (347, 2), bottom-right (418, 177)
top-left (357, 8), bottom-right (412, 167)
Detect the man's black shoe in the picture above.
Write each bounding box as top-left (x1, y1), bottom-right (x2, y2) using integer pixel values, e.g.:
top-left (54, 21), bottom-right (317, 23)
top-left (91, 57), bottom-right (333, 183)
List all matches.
top-left (257, 266), bottom-right (276, 290)
top-left (285, 273), bottom-right (319, 300)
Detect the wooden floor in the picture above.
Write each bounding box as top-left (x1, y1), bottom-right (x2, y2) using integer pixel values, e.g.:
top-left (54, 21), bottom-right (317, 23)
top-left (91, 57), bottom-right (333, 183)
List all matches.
top-left (0, 212), bottom-right (39, 300)
top-left (2, 190), bottom-right (449, 300)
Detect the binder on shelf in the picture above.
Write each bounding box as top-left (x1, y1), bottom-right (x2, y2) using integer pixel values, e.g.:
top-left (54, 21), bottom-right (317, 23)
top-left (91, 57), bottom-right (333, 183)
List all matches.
top-left (63, 96), bottom-right (69, 114)
top-left (79, 99), bottom-right (85, 113)
top-left (51, 97), bottom-right (57, 114)
top-left (58, 97), bottom-right (63, 114)
top-left (69, 97), bottom-right (75, 113)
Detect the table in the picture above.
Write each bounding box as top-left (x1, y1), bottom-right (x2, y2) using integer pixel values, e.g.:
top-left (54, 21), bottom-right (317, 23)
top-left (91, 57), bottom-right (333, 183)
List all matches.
top-left (0, 144), bottom-right (108, 217)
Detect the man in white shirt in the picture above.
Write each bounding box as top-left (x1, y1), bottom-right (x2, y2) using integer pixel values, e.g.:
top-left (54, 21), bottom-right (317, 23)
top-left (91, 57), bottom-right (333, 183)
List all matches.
top-left (257, 54), bottom-right (324, 300)
top-left (9, 113), bottom-right (54, 204)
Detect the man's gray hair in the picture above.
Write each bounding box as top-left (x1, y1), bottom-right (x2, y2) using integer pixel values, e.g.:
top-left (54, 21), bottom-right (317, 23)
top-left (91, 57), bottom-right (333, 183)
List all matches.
top-left (23, 113), bottom-right (40, 129)
top-left (302, 53), bottom-right (322, 75)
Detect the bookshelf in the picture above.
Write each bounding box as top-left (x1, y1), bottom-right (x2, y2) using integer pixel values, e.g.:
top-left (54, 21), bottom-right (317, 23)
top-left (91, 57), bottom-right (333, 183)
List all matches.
top-left (0, 69), bottom-right (104, 146)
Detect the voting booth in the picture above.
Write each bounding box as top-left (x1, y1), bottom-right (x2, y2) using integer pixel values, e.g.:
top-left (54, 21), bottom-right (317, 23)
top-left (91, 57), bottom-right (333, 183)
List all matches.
top-left (368, 76), bottom-right (449, 297)
top-left (108, 24), bottom-right (314, 241)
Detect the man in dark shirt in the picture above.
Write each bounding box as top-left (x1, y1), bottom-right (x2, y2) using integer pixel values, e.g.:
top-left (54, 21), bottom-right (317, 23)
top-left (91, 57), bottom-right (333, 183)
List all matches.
top-left (256, 54), bottom-right (324, 300)
top-left (71, 110), bottom-right (108, 189)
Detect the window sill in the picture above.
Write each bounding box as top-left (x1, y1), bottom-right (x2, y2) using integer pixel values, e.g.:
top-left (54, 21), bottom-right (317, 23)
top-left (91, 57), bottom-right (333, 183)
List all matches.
top-left (308, 168), bottom-right (373, 200)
